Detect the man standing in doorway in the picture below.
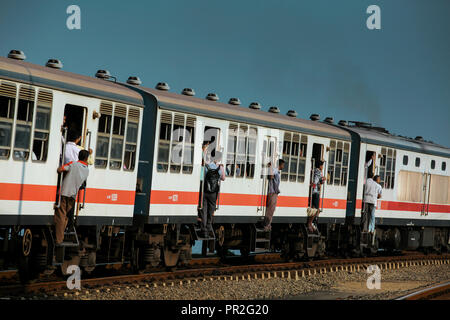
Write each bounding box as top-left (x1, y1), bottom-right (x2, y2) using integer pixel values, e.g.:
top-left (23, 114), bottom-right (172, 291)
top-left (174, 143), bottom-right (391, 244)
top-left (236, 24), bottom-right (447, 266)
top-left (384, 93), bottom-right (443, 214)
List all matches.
top-left (263, 159), bottom-right (285, 231)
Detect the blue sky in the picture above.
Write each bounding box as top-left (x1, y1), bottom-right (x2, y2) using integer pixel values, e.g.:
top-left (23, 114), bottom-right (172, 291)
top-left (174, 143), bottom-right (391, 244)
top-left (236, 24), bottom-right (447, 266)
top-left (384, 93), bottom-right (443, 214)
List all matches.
top-left (1, 0), bottom-right (449, 146)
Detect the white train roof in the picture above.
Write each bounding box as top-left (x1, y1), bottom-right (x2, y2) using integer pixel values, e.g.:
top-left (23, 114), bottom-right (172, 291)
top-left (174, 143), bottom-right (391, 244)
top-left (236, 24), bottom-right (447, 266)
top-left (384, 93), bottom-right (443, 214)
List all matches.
top-left (133, 85), bottom-right (352, 141)
top-left (339, 121), bottom-right (450, 158)
top-left (0, 57), bottom-right (144, 107)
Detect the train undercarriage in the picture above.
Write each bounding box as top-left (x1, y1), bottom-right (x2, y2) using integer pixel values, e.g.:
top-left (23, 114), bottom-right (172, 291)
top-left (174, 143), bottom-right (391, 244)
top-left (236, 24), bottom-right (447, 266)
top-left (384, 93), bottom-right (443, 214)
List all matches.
top-left (0, 222), bottom-right (448, 282)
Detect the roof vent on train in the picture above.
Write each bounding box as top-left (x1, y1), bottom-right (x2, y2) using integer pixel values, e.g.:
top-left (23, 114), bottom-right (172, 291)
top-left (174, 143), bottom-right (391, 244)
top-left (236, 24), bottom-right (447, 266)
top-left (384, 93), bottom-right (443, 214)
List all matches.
top-left (415, 136), bottom-right (424, 141)
top-left (46, 59), bottom-right (63, 69)
top-left (95, 69), bottom-right (111, 79)
top-left (206, 93), bottom-right (219, 101)
top-left (7, 50), bottom-right (26, 60)
top-left (155, 82), bottom-right (170, 90)
top-left (228, 98), bottom-right (241, 105)
top-left (338, 120), bottom-right (348, 126)
top-left (126, 76), bottom-right (142, 85)
top-left (310, 114), bottom-right (320, 121)
top-left (182, 88), bottom-right (195, 96)
top-left (268, 106), bottom-right (280, 114)
top-left (324, 117), bottom-right (334, 124)
top-left (287, 110), bottom-right (297, 117)
top-left (249, 102), bottom-right (261, 110)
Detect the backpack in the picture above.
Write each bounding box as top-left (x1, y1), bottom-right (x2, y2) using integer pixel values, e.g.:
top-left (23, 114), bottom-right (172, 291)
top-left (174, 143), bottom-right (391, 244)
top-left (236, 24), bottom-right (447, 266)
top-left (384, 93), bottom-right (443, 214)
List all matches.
top-left (204, 164), bottom-right (220, 193)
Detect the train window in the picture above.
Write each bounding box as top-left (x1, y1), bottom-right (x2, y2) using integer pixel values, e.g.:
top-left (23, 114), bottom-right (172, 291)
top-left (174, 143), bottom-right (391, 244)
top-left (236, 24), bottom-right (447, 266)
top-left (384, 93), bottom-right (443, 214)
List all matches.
top-left (403, 155), bottom-right (408, 165)
top-left (31, 90), bottom-right (52, 162)
top-left (443, 162), bottom-right (447, 171)
top-left (156, 112), bottom-right (172, 172)
top-left (235, 125), bottom-right (247, 178)
top-left (379, 148), bottom-right (386, 187)
top-left (298, 135), bottom-right (307, 182)
top-left (226, 123), bottom-right (237, 177)
top-left (334, 141), bottom-right (343, 185)
top-left (109, 104), bottom-right (126, 170)
top-left (95, 102), bottom-right (112, 168)
top-left (289, 134), bottom-right (300, 182)
top-left (124, 108), bottom-right (140, 171)
top-left (226, 123), bottom-right (256, 179)
top-left (326, 140), bottom-right (347, 186)
top-left (415, 157), bottom-right (420, 167)
top-left (13, 86), bottom-right (35, 161)
top-left (431, 160), bottom-right (436, 170)
top-left (246, 127), bottom-right (257, 178)
top-left (169, 113), bottom-right (184, 173)
top-left (378, 148), bottom-right (396, 189)
top-left (341, 142), bottom-right (350, 186)
top-left (392, 150), bottom-right (396, 187)
top-left (281, 132), bottom-right (291, 181)
top-left (157, 111), bottom-right (196, 174)
top-left (182, 116), bottom-right (195, 174)
top-left (327, 140), bottom-right (335, 184)
top-left (0, 82), bottom-right (16, 159)
top-left (281, 132), bottom-right (307, 183)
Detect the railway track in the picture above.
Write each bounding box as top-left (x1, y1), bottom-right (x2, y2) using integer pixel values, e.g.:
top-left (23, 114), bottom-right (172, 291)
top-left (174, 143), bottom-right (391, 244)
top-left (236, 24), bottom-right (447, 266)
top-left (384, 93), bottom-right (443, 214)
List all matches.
top-left (396, 281), bottom-right (450, 300)
top-left (1, 252), bottom-right (448, 298)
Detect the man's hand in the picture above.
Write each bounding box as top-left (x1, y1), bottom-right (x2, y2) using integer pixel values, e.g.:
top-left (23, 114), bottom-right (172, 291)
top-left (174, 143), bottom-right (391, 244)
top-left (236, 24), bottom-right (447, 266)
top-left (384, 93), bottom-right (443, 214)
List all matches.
top-left (88, 148), bottom-right (93, 155)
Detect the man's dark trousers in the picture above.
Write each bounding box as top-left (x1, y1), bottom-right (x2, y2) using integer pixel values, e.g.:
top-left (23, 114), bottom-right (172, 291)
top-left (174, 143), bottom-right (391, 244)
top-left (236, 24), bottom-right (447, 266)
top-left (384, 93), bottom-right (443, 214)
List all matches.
top-left (201, 192), bottom-right (217, 234)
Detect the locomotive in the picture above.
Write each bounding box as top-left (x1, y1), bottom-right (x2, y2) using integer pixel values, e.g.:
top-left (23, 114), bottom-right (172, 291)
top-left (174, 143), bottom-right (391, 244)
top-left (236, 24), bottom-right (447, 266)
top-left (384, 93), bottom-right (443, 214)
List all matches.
top-left (0, 50), bottom-right (448, 280)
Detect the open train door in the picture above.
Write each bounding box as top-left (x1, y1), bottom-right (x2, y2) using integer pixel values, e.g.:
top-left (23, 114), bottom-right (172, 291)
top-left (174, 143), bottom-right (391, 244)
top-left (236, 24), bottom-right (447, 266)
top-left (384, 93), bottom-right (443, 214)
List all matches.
top-left (197, 124), bottom-right (223, 255)
top-left (55, 104), bottom-right (89, 210)
top-left (257, 136), bottom-right (277, 217)
top-left (53, 104), bottom-right (89, 266)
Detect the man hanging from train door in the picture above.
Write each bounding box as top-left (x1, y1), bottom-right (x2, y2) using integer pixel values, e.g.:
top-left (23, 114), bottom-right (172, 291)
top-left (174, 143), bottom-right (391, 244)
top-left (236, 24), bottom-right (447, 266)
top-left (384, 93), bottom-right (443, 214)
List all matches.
top-left (54, 150), bottom-right (90, 245)
top-left (263, 159), bottom-right (285, 232)
top-left (307, 160), bottom-right (325, 233)
top-left (362, 171), bottom-right (382, 242)
top-left (197, 141), bottom-right (211, 229)
top-left (201, 151), bottom-right (225, 238)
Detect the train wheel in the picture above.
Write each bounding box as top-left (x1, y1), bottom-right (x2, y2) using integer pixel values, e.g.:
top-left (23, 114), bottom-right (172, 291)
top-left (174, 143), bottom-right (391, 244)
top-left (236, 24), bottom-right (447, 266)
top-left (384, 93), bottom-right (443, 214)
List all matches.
top-left (163, 247), bottom-right (179, 268)
top-left (22, 229), bottom-right (32, 257)
top-left (17, 228), bottom-right (38, 283)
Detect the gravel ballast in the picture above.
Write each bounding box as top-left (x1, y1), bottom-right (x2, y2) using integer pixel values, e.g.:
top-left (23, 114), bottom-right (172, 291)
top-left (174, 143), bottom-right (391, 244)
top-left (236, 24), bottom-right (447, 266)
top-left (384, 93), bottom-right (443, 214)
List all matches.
top-left (15, 262), bottom-right (449, 300)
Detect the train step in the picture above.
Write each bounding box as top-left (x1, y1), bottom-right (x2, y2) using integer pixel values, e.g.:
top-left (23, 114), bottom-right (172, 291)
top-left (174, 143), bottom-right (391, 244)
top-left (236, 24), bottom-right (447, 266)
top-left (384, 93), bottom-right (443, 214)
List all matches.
top-left (193, 226), bottom-right (216, 241)
top-left (58, 226), bottom-right (80, 248)
top-left (254, 226), bottom-right (271, 251)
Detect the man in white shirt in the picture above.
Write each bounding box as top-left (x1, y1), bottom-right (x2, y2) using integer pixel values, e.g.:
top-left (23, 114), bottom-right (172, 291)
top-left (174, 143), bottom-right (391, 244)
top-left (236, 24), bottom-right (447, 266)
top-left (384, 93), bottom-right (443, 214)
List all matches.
top-left (362, 173), bottom-right (382, 234)
top-left (64, 130), bottom-right (81, 164)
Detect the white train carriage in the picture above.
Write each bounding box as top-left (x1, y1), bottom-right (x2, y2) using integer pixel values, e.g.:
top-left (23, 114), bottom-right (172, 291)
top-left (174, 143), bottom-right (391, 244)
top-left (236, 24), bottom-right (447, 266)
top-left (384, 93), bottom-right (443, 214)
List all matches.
top-left (338, 121), bottom-right (450, 251)
top-left (0, 56), bottom-right (144, 227)
top-left (130, 86), bottom-right (352, 227)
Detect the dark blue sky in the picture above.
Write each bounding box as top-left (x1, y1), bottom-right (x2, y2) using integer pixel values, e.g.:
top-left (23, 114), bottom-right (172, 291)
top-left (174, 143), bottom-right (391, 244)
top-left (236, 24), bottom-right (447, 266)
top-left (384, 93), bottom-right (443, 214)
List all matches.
top-left (1, 0), bottom-right (449, 146)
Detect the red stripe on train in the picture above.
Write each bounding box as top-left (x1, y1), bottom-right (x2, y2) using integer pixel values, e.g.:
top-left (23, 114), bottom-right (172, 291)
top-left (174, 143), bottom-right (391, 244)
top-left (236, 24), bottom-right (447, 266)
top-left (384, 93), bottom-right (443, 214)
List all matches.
top-left (0, 183), bottom-right (135, 205)
top-left (149, 190), bottom-right (347, 209)
top-left (356, 200), bottom-right (450, 213)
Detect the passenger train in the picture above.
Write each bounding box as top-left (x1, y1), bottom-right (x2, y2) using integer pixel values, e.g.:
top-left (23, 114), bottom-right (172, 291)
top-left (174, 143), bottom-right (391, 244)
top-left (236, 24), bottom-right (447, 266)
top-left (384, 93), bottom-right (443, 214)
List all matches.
top-left (0, 50), bottom-right (448, 280)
